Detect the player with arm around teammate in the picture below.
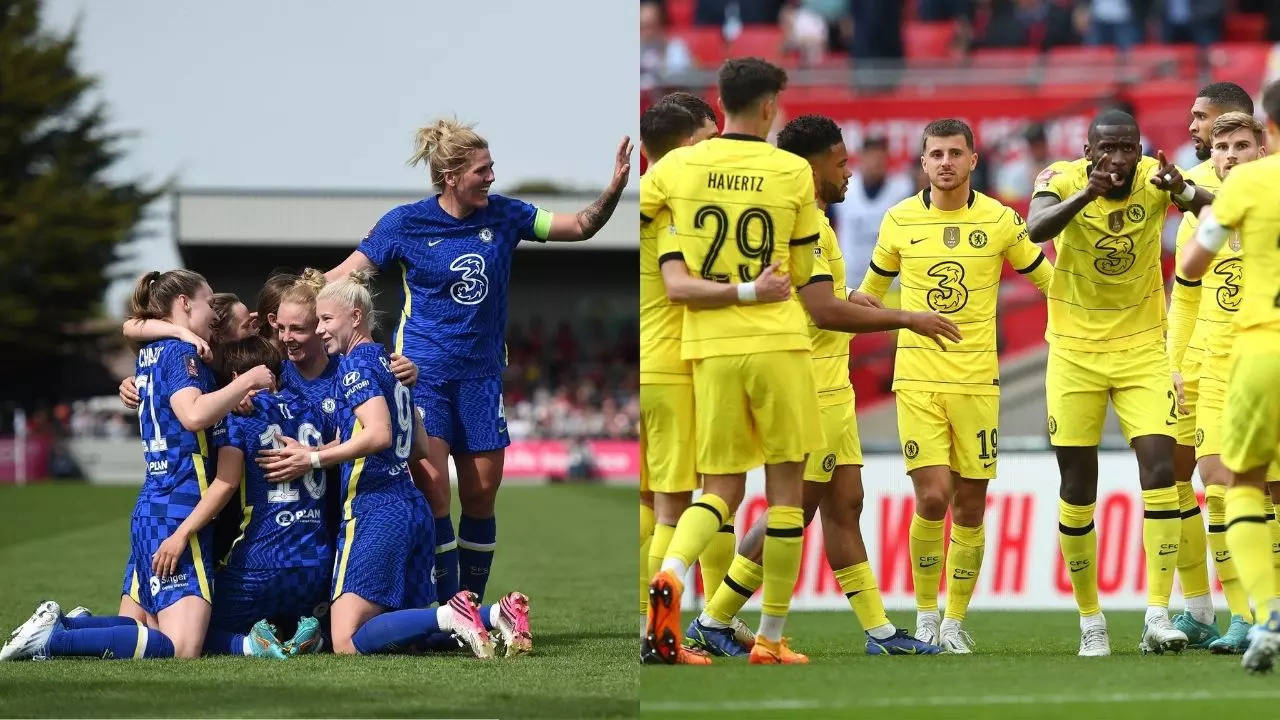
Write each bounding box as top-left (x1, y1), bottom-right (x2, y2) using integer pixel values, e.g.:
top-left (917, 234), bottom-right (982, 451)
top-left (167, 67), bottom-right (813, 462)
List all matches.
top-left (325, 119), bottom-right (631, 607)
top-left (3, 270), bottom-right (273, 662)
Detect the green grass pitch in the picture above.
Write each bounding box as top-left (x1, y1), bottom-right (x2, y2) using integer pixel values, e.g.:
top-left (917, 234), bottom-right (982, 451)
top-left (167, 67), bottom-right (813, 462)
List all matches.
top-left (0, 483), bottom-right (635, 718)
top-left (641, 610), bottom-right (1280, 719)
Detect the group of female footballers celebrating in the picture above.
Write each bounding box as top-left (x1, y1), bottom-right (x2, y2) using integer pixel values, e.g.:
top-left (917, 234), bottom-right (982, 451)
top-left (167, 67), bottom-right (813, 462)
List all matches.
top-left (0, 118), bottom-right (632, 662)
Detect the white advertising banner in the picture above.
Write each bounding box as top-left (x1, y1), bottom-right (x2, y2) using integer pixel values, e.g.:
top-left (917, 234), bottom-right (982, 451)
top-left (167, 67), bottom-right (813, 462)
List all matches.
top-left (683, 451), bottom-right (1212, 611)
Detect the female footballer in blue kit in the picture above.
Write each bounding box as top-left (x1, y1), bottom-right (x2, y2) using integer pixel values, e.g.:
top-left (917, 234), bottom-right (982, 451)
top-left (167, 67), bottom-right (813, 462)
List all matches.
top-left (325, 118), bottom-right (632, 603)
top-left (2, 270), bottom-right (274, 662)
top-left (256, 271), bottom-right (498, 657)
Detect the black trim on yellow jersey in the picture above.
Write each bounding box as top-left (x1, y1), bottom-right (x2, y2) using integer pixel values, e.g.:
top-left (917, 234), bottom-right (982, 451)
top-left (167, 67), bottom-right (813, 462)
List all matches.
top-left (658, 251), bottom-right (685, 266)
top-left (922, 188), bottom-right (976, 209)
top-left (1016, 253), bottom-right (1047, 274)
top-left (1175, 275), bottom-right (1202, 287)
top-left (801, 274), bottom-right (833, 288)
top-left (719, 133), bottom-right (767, 143)
top-left (640, 212), bottom-right (654, 223)
top-left (1032, 191), bottom-right (1060, 200)
top-left (869, 260), bottom-right (898, 277)
top-left (791, 233), bottom-right (819, 246)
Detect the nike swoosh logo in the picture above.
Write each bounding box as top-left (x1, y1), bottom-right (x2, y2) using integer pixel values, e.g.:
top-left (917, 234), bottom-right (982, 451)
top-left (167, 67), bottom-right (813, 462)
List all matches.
top-left (428, 239), bottom-right (445, 247)
top-left (910, 238), bottom-right (927, 245)
top-left (918, 559), bottom-right (940, 568)
top-left (1165, 420), bottom-right (1177, 426)
top-left (1159, 548), bottom-right (1178, 555)
top-left (1083, 211), bottom-right (1100, 219)
top-left (1070, 565), bottom-right (1089, 573)
top-left (983, 462), bottom-right (995, 469)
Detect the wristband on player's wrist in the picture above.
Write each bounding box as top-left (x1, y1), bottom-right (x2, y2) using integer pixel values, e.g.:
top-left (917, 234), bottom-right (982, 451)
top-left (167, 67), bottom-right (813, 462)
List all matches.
top-left (737, 282), bottom-right (758, 303)
top-left (310, 451), bottom-right (322, 469)
top-left (1175, 183), bottom-right (1195, 203)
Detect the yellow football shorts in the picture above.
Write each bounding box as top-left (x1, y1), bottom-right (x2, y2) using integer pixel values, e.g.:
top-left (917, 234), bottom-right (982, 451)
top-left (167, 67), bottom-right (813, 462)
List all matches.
top-left (1194, 375), bottom-right (1227, 461)
top-left (639, 382), bottom-right (698, 493)
top-left (1221, 349), bottom-right (1280, 475)
top-left (691, 349), bottom-right (821, 475)
top-left (1045, 342), bottom-right (1175, 446)
top-left (803, 391), bottom-right (863, 482)
top-left (1175, 346), bottom-right (1202, 447)
top-left (895, 390), bottom-right (998, 480)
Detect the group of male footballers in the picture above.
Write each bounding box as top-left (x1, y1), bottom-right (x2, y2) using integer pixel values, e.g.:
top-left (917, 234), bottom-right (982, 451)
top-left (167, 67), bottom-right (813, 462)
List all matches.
top-left (639, 55), bottom-right (1280, 673)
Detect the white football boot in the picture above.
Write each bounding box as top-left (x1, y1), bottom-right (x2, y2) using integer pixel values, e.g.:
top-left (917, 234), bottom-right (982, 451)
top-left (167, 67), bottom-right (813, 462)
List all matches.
top-left (1140, 611), bottom-right (1188, 655)
top-left (1, 601), bottom-right (61, 661)
top-left (1078, 614), bottom-right (1111, 657)
top-left (938, 618), bottom-right (974, 654)
top-left (915, 611), bottom-right (940, 646)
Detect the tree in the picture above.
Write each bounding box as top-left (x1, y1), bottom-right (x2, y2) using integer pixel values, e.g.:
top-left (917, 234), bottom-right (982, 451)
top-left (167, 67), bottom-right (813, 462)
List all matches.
top-left (0, 0), bottom-right (159, 405)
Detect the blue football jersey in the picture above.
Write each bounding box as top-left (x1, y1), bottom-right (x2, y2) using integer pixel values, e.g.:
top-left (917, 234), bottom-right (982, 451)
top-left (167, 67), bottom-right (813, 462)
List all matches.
top-left (281, 356), bottom-right (340, 410)
top-left (222, 392), bottom-right (332, 569)
top-left (134, 339), bottom-right (223, 519)
top-left (332, 343), bottom-right (419, 515)
top-left (356, 193), bottom-right (551, 380)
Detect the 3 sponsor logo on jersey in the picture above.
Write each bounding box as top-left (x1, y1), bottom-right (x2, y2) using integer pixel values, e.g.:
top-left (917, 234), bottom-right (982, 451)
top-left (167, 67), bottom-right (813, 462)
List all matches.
top-left (275, 508), bottom-right (323, 527)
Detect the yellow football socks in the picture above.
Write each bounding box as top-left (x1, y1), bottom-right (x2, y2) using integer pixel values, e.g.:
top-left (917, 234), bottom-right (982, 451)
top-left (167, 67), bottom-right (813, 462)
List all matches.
top-left (1141, 486), bottom-right (1181, 608)
top-left (909, 514), bottom-right (944, 612)
top-left (1058, 500), bottom-right (1100, 616)
top-left (760, 505), bottom-right (805, 634)
top-left (662, 493), bottom-right (730, 574)
top-left (640, 504), bottom-right (655, 615)
top-left (648, 524), bottom-right (675, 581)
top-left (699, 514), bottom-right (736, 602)
top-left (704, 554), bottom-right (763, 626)
top-left (1174, 481), bottom-right (1212, 602)
top-left (944, 524), bottom-right (985, 622)
top-left (1266, 494), bottom-right (1280, 592)
top-left (1225, 485), bottom-right (1276, 611)
top-left (1206, 484), bottom-right (1253, 622)
top-left (833, 562), bottom-right (891, 632)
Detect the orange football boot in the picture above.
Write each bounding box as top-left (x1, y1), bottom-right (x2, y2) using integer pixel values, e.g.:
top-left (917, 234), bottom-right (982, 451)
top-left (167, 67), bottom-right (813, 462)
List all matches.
top-left (642, 569), bottom-right (684, 664)
top-left (748, 636), bottom-right (809, 665)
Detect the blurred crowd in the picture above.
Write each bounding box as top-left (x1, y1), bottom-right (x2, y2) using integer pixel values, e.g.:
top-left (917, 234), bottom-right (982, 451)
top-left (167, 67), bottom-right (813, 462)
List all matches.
top-left (643, 0), bottom-right (1279, 81)
top-left (29, 315), bottom-right (640, 443)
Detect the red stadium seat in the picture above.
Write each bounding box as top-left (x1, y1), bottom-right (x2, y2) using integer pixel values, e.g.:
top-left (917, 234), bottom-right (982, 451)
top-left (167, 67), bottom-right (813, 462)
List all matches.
top-left (1208, 42), bottom-right (1270, 88)
top-left (1224, 13), bottom-right (1266, 42)
top-left (969, 47), bottom-right (1041, 68)
top-left (1043, 45), bottom-right (1118, 87)
top-left (675, 26), bottom-right (727, 67)
top-left (1126, 43), bottom-right (1197, 80)
top-left (904, 21), bottom-right (957, 60)
top-left (665, 0), bottom-right (694, 28)
top-left (727, 24), bottom-right (785, 62)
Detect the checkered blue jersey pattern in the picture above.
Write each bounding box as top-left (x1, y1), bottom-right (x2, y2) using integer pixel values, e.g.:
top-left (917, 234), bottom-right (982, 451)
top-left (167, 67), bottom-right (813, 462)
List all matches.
top-left (223, 392), bottom-right (333, 569)
top-left (281, 356), bottom-right (341, 409)
top-left (356, 194), bottom-right (547, 380)
top-left (333, 343), bottom-right (418, 514)
top-left (133, 338), bottom-right (222, 519)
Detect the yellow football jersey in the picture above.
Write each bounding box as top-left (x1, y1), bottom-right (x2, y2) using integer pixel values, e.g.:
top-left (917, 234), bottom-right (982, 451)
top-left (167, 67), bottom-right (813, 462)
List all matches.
top-left (639, 205), bottom-right (690, 384)
top-left (1169, 160), bottom-right (1224, 374)
top-left (805, 214), bottom-right (852, 406)
top-left (1034, 155), bottom-right (1175, 351)
top-left (644, 134), bottom-right (821, 360)
top-left (1212, 154), bottom-right (1280, 338)
top-left (858, 189), bottom-right (1050, 396)
top-left (1182, 163), bottom-right (1240, 381)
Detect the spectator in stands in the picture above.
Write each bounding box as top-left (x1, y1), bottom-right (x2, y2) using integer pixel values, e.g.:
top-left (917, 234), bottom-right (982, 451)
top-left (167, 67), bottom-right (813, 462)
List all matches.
top-left (969, 0), bottom-right (1033, 48)
top-left (1158, 0), bottom-right (1223, 47)
top-left (780, 1), bottom-right (833, 65)
top-left (834, 136), bottom-right (913, 280)
top-left (1083, 0), bottom-right (1141, 49)
top-left (850, 0), bottom-right (903, 60)
top-left (641, 0), bottom-right (694, 90)
top-left (1042, 0), bottom-right (1089, 48)
top-left (695, 0), bottom-right (785, 25)
top-left (919, 0), bottom-right (968, 21)
top-left (996, 123), bottom-right (1056, 202)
